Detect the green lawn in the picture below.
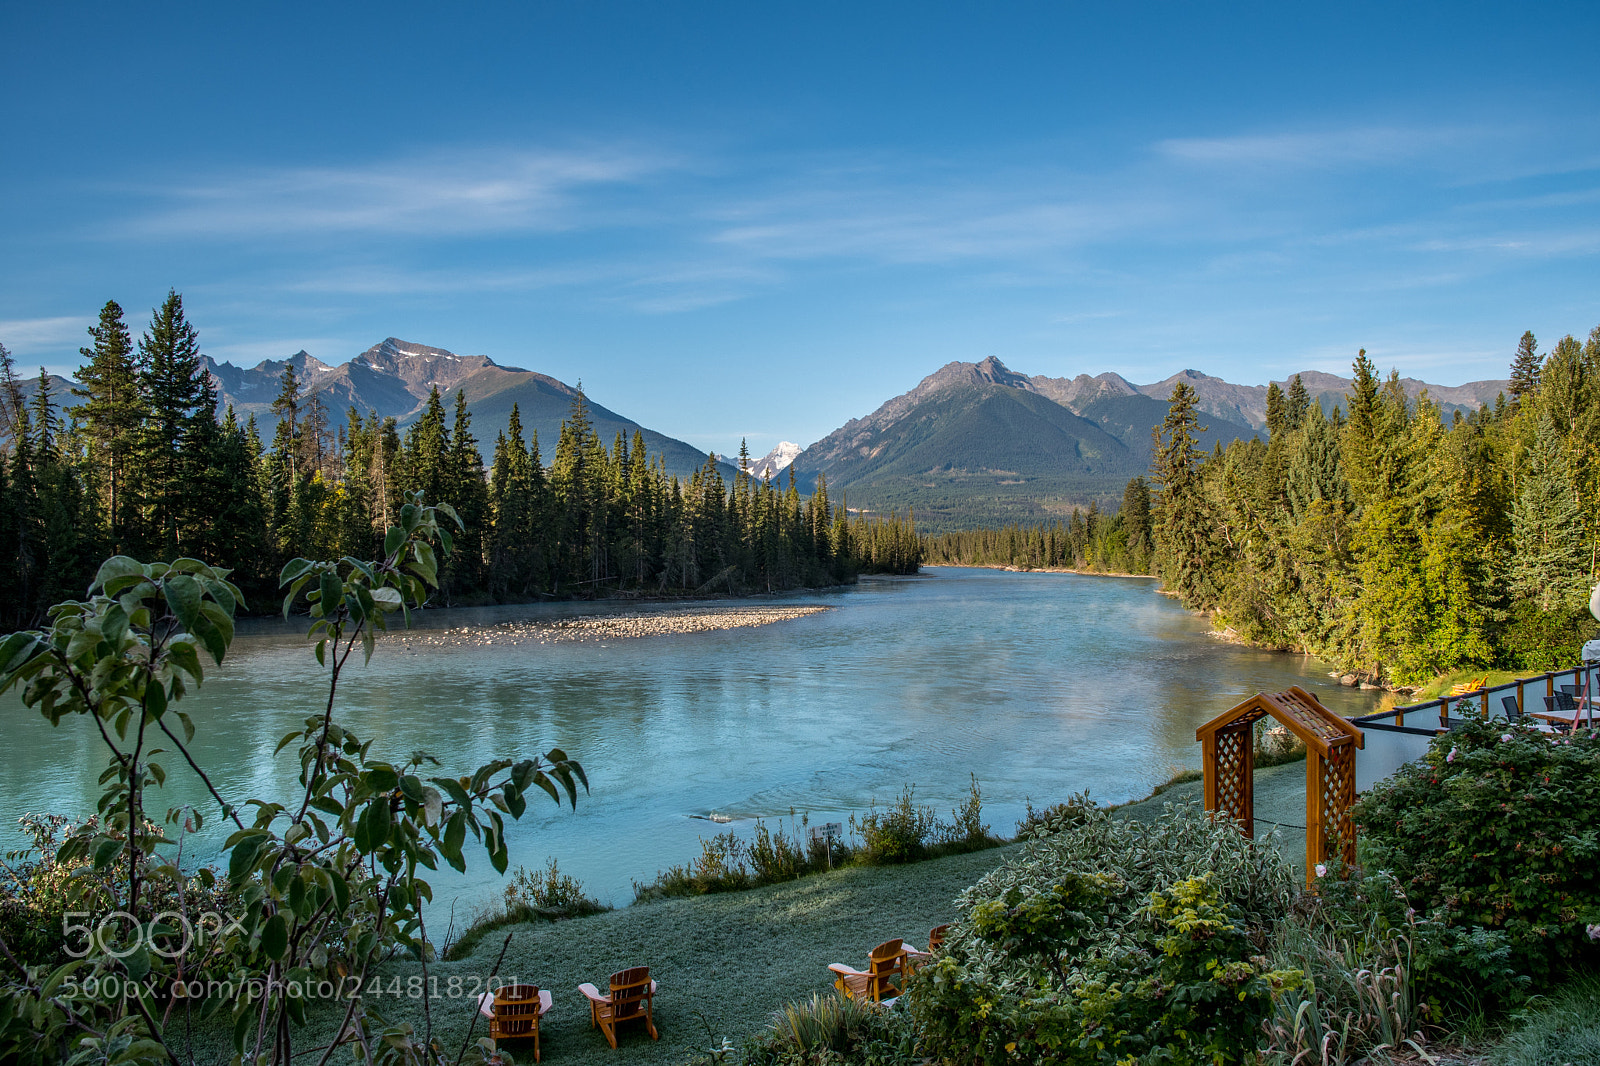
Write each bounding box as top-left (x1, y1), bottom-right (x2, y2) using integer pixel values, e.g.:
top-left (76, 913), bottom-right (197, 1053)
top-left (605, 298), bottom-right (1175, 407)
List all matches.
top-left (175, 767), bottom-right (1330, 1065)
top-left (176, 844), bottom-right (1016, 1065)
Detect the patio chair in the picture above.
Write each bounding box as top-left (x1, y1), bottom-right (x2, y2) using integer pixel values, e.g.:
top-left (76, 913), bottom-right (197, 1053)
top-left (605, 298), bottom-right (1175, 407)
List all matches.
top-left (829, 938), bottom-right (906, 1003)
top-left (903, 924), bottom-right (951, 972)
top-left (578, 966), bottom-right (658, 1049)
top-left (1448, 676), bottom-right (1488, 697)
top-left (477, 985), bottom-right (553, 1061)
top-left (1500, 695), bottom-right (1521, 720)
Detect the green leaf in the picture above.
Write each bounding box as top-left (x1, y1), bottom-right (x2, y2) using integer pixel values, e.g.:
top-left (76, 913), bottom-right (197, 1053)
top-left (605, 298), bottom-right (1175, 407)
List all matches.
top-left (383, 526), bottom-right (405, 558)
top-left (503, 782), bottom-right (526, 819)
top-left (228, 833), bottom-right (269, 882)
top-left (93, 556), bottom-right (145, 594)
top-left (93, 836), bottom-right (124, 870)
top-left (278, 558), bottom-right (314, 586)
top-left (100, 602), bottom-right (130, 646)
top-left (144, 678), bottom-right (168, 719)
top-left (0, 632), bottom-right (40, 676)
top-left (166, 639), bottom-right (203, 684)
top-left (164, 574), bottom-right (203, 631)
top-left (260, 913), bottom-right (289, 960)
top-left (364, 766), bottom-right (399, 793)
top-left (430, 777), bottom-right (472, 808)
top-left (200, 599), bottom-right (236, 651)
top-left (124, 944), bottom-right (151, 982)
top-left (318, 572), bottom-right (344, 616)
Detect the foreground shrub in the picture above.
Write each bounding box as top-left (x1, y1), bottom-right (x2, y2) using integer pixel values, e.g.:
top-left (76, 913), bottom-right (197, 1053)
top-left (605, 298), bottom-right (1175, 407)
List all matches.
top-left (637, 783), bottom-right (1002, 900)
top-left (907, 801), bottom-right (1299, 1065)
top-left (1353, 717), bottom-right (1600, 995)
top-left (443, 857), bottom-right (609, 960)
top-left (738, 994), bottom-right (917, 1066)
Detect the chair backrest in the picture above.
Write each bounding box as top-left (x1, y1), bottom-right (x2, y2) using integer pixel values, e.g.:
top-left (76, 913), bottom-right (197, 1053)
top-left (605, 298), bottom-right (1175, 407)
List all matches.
top-left (493, 985), bottom-right (542, 1037)
top-left (868, 939), bottom-right (903, 968)
top-left (928, 924), bottom-right (949, 952)
top-left (1559, 685), bottom-right (1576, 696)
top-left (1501, 695), bottom-right (1520, 720)
top-left (1555, 692), bottom-right (1579, 711)
top-left (609, 967), bottom-right (653, 1019)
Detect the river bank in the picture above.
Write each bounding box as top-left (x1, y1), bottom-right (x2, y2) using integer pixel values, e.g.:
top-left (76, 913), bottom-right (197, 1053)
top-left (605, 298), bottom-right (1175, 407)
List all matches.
top-left (385, 605), bottom-right (834, 649)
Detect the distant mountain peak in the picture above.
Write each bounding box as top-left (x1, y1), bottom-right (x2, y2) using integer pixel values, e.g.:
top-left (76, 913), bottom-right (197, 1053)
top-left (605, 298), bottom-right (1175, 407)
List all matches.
top-left (744, 441), bottom-right (802, 481)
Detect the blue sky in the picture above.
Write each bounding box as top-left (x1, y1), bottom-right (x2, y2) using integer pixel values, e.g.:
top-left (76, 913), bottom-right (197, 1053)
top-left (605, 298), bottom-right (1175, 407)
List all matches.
top-left (2, 2), bottom-right (1597, 456)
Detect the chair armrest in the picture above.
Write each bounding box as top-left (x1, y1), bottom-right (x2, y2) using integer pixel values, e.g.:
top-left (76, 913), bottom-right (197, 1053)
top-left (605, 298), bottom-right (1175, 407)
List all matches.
top-left (538, 989), bottom-right (554, 1016)
top-left (578, 982), bottom-right (607, 1005)
top-left (649, 980), bottom-right (658, 995)
top-left (477, 992), bottom-right (495, 1018)
top-left (828, 964), bottom-right (867, 978)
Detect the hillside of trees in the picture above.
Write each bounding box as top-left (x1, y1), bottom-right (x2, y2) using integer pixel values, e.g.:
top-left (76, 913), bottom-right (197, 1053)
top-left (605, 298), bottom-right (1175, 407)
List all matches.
top-left (925, 332), bottom-right (1600, 684)
top-left (0, 294), bottom-right (920, 627)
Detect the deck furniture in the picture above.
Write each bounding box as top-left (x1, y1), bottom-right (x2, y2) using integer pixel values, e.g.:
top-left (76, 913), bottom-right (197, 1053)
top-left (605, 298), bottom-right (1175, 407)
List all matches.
top-left (578, 967), bottom-right (658, 1049)
top-left (477, 985), bottom-right (553, 1061)
top-left (1500, 695), bottom-right (1521, 720)
top-left (903, 925), bottom-right (950, 971)
top-left (829, 939), bottom-right (906, 1003)
top-left (1448, 676), bottom-right (1488, 697)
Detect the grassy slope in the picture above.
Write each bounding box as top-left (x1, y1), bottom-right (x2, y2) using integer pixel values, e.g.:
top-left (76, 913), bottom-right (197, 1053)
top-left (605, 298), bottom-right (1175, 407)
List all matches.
top-left (175, 764), bottom-right (1312, 1064)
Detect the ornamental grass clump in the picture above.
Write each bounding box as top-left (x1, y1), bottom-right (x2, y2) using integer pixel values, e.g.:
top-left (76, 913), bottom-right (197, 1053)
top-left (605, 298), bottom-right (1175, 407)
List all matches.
top-left (908, 800), bottom-right (1300, 1066)
top-left (1353, 716), bottom-right (1600, 1000)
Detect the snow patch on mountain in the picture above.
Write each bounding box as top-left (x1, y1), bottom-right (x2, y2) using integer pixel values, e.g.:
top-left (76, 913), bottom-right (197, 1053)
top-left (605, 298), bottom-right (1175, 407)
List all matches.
top-left (743, 441), bottom-right (802, 481)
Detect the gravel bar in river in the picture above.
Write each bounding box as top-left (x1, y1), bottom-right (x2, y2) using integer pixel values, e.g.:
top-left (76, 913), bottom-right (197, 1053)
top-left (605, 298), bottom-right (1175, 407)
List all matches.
top-left (390, 605), bottom-right (834, 648)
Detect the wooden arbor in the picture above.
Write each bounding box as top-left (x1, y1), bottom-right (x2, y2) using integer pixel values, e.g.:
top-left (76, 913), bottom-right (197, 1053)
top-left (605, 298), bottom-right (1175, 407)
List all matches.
top-left (1195, 687), bottom-right (1364, 878)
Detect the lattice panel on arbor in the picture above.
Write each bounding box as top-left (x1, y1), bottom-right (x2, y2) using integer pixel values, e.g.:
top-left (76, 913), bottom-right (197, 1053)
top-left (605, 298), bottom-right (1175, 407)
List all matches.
top-left (1314, 741), bottom-right (1358, 866)
top-left (1197, 688), bottom-right (1365, 883)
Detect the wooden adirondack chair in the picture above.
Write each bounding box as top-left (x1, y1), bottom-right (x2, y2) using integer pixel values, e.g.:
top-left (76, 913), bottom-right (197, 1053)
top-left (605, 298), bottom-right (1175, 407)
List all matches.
top-left (828, 938), bottom-right (906, 1003)
top-left (476, 985), bottom-right (553, 1062)
top-left (903, 925), bottom-right (949, 971)
top-left (578, 966), bottom-right (659, 1049)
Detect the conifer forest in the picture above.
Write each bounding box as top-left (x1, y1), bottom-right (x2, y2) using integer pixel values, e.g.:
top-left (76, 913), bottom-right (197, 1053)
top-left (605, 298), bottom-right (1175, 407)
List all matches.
top-left (0, 294), bottom-right (921, 628)
top-left (927, 331), bottom-right (1600, 684)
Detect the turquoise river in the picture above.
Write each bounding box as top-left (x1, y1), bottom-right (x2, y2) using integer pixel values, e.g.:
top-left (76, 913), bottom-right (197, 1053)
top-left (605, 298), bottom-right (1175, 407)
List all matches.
top-left (0, 567), bottom-right (1382, 911)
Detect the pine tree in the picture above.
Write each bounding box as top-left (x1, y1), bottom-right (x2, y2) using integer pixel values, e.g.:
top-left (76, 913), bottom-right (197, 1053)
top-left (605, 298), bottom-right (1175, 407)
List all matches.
top-left (135, 290), bottom-right (211, 557)
top-left (70, 300), bottom-right (143, 550)
top-left (1509, 330), bottom-right (1541, 403)
top-left (1511, 416), bottom-right (1589, 612)
top-left (1150, 382), bottom-right (1217, 606)
top-left (1121, 476), bottom-right (1152, 566)
top-left (1285, 374), bottom-right (1311, 430)
top-left (443, 389), bottom-right (487, 599)
top-left (1265, 382), bottom-right (1286, 438)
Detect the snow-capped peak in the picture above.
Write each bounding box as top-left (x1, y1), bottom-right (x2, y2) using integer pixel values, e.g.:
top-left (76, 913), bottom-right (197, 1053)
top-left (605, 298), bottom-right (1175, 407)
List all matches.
top-left (744, 441), bottom-right (802, 480)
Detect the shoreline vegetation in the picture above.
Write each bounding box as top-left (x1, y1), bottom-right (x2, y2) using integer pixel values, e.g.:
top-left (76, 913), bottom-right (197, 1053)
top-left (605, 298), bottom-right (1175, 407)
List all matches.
top-left (0, 294), bottom-right (922, 631)
top-left (921, 341), bottom-right (1600, 692)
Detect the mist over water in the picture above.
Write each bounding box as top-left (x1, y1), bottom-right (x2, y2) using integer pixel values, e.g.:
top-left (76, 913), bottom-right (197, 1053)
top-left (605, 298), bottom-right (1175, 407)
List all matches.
top-left (0, 567), bottom-right (1381, 910)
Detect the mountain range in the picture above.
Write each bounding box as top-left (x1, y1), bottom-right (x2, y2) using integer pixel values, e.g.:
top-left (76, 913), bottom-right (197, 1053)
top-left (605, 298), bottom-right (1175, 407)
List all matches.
top-left (201, 338), bottom-right (724, 479)
top-left (15, 337), bottom-right (1510, 532)
top-left (787, 356), bottom-right (1509, 530)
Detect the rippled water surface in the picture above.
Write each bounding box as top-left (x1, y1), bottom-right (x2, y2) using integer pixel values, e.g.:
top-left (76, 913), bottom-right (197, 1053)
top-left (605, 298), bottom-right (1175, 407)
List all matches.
top-left (0, 567), bottom-right (1381, 908)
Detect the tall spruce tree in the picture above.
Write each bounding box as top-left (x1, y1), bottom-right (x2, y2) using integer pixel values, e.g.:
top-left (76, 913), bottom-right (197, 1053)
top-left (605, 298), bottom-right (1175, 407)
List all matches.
top-left (1509, 330), bottom-right (1541, 403)
top-left (1151, 382), bottom-right (1216, 606)
top-left (1285, 374), bottom-right (1311, 430)
top-left (70, 300), bottom-right (143, 550)
top-left (1511, 416), bottom-right (1589, 612)
top-left (135, 290), bottom-right (212, 556)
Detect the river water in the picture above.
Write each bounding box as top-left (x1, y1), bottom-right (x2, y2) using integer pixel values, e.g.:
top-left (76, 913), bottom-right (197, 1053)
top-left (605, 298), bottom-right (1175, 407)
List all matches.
top-left (0, 567), bottom-right (1380, 910)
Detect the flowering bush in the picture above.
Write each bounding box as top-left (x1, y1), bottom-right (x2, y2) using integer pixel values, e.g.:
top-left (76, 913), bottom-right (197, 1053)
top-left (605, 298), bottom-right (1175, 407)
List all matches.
top-left (1353, 717), bottom-right (1600, 992)
top-left (907, 802), bottom-right (1300, 1065)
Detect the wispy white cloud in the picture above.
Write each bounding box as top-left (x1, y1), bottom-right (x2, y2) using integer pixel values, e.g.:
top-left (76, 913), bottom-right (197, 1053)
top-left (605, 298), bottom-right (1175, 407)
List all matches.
top-left (119, 145), bottom-right (678, 238)
top-left (0, 316), bottom-right (90, 355)
top-left (1156, 125), bottom-right (1471, 170)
